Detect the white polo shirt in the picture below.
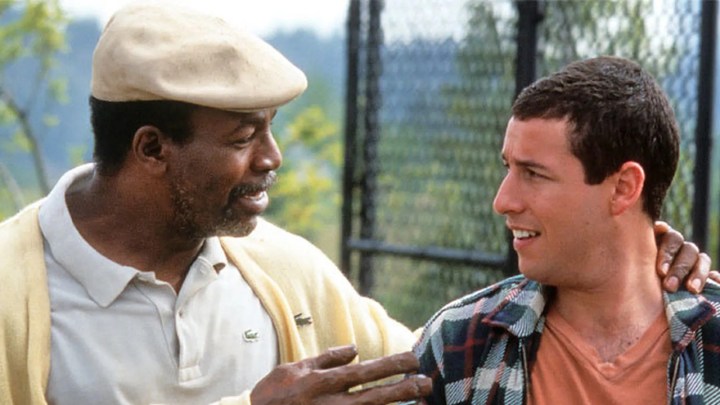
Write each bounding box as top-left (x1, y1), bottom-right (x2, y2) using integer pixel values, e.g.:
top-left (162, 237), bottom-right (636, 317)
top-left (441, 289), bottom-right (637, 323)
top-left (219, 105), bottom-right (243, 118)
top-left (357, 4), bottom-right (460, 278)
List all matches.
top-left (39, 164), bottom-right (278, 405)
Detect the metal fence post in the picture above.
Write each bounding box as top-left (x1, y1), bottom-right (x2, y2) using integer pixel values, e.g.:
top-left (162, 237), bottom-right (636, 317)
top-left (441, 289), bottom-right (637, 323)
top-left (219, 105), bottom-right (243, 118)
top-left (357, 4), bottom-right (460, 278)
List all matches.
top-left (693, 0), bottom-right (717, 250)
top-left (357, 0), bottom-right (384, 295)
top-left (341, 0), bottom-right (362, 275)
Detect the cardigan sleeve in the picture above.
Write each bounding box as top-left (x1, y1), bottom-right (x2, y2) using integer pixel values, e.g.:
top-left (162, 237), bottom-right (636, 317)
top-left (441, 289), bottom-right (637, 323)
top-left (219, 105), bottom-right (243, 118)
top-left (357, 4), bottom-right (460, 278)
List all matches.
top-left (0, 202), bottom-right (51, 405)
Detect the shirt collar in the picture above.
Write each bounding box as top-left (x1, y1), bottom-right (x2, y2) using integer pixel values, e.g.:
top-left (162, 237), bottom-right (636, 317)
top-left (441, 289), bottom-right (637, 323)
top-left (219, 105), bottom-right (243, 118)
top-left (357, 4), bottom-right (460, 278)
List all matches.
top-left (174, 237), bottom-right (229, 305)
top-left (38, 163), bottom-right (229, 307)
top-left (484, 277), bottom-right (548, 338)
top-left (38, 163), bottom-right (137, 307)
top-left (664, 287), bottom-right (717, 350)
top-left (197, 236), bottom-right (228, 273)
top-left (485, 276), bottom-right (718, 345)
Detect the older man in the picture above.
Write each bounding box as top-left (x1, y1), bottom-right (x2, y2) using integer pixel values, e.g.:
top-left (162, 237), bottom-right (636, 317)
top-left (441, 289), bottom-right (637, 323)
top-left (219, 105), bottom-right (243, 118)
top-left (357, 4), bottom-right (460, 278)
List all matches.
top-left (0, 3), bottom-right (430, 404)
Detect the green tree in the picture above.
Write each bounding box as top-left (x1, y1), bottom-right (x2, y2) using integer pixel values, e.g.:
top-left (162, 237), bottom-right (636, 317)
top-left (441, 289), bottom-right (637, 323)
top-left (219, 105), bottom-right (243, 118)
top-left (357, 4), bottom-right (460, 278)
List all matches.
top-left (0, 0), bottom-right (67, 217)
top-left (263, 105), bottom-right (342, 259)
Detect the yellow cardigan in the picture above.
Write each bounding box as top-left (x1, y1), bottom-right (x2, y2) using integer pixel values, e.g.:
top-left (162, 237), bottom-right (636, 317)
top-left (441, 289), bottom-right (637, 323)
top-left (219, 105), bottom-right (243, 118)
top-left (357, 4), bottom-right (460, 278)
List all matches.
top-left (0, 203), bottom-right (415, 404)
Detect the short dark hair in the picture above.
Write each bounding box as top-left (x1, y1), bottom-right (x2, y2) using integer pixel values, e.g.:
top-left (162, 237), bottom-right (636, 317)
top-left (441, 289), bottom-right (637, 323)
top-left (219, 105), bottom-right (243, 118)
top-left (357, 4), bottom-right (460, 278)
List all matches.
top-left (511, 56), bottom-right (679, 220)
top-left (89, 96), bottom-right (196, 176)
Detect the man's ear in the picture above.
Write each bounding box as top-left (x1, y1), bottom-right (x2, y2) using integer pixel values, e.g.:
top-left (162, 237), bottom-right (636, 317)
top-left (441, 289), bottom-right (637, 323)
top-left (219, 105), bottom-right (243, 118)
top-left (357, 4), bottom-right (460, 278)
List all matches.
top-left (610, 161), bottom-right (645, 216)
top-left (130, 125), bottom-right (171, 174)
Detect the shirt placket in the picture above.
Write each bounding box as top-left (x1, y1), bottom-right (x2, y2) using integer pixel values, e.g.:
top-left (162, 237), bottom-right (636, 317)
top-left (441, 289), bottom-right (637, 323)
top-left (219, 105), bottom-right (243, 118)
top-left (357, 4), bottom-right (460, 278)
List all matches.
top-left (175, 303), bottom-right (202, 382)
top-left (175, 258), bottom-right (218, 383)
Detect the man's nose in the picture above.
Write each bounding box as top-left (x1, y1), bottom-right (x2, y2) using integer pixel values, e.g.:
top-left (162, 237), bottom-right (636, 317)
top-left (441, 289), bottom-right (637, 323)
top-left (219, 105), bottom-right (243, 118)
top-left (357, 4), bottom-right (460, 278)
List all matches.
top-left (252, 132), bottom-right (282, 172)
top-left (493, 172), bottom-right (522, 215)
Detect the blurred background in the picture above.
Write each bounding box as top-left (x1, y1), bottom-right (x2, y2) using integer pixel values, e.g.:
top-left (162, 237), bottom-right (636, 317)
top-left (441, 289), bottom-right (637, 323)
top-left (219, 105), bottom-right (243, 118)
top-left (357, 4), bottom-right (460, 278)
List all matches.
top-left (1, 0), bottom-right (719, 329)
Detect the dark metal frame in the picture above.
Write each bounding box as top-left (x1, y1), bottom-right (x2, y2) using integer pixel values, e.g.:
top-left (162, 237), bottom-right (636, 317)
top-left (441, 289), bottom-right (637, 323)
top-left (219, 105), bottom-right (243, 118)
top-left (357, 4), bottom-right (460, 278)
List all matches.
top-left (693, 0), bottom-right (718, 250)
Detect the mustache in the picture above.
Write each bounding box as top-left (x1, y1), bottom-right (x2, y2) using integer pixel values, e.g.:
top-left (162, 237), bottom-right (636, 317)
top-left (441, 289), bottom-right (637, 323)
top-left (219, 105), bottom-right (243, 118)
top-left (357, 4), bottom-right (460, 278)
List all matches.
top-left (229, 171), bottom-right (278, 200)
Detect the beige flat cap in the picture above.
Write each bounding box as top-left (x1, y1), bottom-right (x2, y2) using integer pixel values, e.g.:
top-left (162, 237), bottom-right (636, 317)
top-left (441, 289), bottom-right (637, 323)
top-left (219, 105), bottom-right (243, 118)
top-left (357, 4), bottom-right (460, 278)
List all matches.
top-left (91, 2), bottom-right (307, 111)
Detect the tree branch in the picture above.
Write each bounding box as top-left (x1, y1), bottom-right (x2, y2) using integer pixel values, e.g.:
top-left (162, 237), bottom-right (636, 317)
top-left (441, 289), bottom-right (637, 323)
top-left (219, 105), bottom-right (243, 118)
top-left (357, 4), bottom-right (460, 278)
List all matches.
top-left (0, 161), bottom-right (25, 211)
top-left (0, 84), bottom-right (50, 193)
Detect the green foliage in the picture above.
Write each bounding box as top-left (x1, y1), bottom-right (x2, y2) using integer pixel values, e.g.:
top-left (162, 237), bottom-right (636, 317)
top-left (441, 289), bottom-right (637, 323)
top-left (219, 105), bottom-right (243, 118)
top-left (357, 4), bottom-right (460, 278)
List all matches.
top-left (0, 0), bottom-right (67, 211)
top-left (284, 106), bottom-right (342, 166)
top-left (0, 102), bottom-right (14, 124)
top-left (263, 106), bottom-right (342, 251)
top-left (48, 77), bottom-right (68, 103)
top-left (0, 0), bottom-right (66, 69)
top-left (9, 128), bottom-right (30, 151)
top-left (42, 113), bottom-right (58, 127)
top-left (67, 144), bottom-right (86, 167)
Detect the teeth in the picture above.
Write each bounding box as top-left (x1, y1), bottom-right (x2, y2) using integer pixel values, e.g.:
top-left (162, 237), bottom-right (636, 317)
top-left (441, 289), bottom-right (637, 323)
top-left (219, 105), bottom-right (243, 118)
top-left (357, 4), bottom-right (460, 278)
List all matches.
top-left (513, 230), bottom-right (537, 239)
top-left (244, 191), bottom-right (265, 200)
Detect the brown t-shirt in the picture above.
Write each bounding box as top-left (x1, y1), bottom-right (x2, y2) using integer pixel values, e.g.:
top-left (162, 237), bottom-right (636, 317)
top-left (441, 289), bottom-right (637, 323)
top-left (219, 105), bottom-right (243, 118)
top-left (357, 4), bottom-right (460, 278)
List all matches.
top-left (529, 310), bottom-right (671, 405)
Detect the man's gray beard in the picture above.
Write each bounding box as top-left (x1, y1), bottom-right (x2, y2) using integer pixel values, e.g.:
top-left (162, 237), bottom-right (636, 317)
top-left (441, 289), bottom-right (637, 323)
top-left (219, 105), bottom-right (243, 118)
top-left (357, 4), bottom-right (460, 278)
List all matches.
top-left (169, 173), bottom-right (276, 239)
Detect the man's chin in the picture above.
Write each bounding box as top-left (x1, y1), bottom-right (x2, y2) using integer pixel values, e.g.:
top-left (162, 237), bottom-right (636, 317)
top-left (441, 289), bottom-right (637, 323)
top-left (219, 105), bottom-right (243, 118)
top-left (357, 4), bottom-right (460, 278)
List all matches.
top-left (214, 216), bottom-right (258, 238)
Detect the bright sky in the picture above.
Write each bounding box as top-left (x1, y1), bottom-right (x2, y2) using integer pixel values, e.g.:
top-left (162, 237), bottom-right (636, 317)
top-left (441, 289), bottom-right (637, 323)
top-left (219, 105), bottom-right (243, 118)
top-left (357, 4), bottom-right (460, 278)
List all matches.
top-left (58, 0), bottom-right (350, 38)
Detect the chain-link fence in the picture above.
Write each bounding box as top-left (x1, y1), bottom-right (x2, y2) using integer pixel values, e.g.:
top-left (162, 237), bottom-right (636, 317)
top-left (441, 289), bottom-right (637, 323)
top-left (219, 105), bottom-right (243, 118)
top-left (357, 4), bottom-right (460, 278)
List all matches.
top-left (342, 0), bottom-right (717, 328)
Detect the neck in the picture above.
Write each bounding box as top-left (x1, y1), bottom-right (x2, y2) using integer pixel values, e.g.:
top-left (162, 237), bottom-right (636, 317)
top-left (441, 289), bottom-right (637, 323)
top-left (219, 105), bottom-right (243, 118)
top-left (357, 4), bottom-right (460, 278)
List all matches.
top-left (66, 171), bottom-right (202, 292)
top-left (549, 221), bottom-right (664, 361)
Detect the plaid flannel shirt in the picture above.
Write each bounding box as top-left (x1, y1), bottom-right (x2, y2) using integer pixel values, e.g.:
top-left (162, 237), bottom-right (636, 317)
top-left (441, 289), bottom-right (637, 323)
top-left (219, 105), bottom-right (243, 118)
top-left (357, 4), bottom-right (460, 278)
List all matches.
top-left (413, 275), bottom-right (720, 404)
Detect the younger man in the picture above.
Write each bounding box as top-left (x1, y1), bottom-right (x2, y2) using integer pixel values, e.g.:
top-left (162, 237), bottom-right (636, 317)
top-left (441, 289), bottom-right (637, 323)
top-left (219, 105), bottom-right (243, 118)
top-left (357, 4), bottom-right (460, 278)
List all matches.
top-left (414, 56), bottom-right (720, 404)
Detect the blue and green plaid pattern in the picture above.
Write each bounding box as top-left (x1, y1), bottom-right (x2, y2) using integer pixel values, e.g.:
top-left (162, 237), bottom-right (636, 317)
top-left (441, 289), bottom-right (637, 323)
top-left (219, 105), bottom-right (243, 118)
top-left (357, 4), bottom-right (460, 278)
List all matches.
top-left (413, 275), bottom-right (720, 404)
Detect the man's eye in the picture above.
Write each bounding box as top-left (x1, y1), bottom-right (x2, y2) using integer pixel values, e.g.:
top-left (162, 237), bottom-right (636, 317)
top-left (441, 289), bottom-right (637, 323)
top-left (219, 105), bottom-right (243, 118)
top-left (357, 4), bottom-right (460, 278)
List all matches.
top-left (233, 129), bottom-right (257, 145)
top-left (233, 136), bottom-right (252, 146)
top-left (525, 169), bottom-right (544, 179)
